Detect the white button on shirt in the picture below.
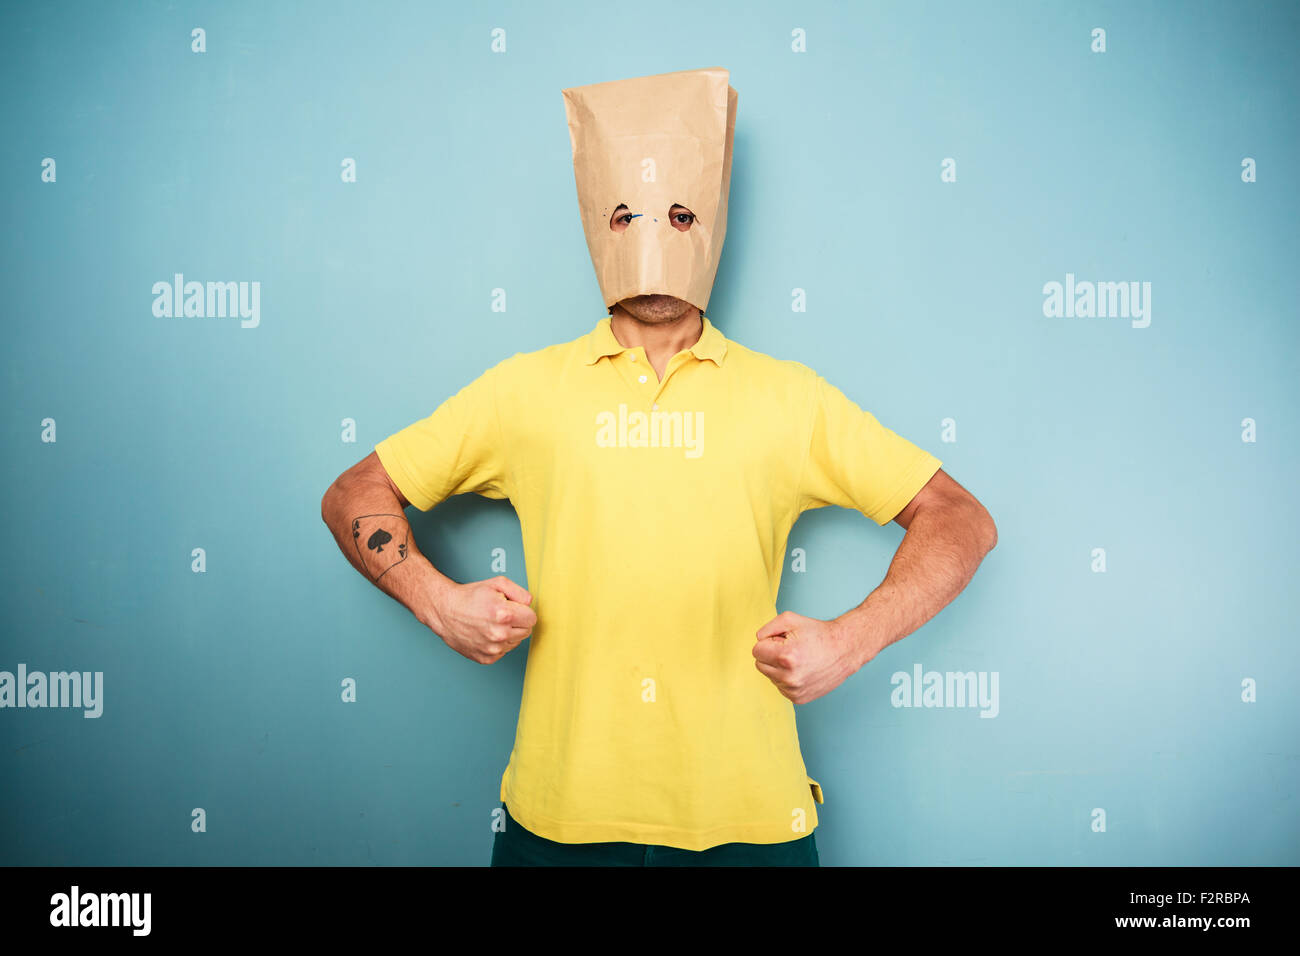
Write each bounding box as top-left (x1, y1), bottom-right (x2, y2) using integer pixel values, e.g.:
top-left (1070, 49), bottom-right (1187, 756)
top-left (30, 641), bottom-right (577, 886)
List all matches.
top-left (638, 374), bottom-right (647, 384)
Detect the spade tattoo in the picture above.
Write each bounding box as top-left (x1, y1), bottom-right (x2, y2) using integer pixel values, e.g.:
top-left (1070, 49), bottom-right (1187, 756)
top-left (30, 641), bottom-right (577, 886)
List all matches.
top-left (351, 514), bottom-right (410, 583)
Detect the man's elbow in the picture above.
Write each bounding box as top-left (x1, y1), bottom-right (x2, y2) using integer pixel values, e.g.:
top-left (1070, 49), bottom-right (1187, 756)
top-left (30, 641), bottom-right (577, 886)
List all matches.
top-left (976, 507), bottom-right (997, 553)
top-left (320, 477), bottom-right (345, 524)
top-left (949, 495), bottom-right (996, 555)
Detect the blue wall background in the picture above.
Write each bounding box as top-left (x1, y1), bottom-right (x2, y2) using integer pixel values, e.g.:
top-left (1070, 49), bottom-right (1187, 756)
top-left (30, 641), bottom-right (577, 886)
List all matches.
top-left (3, 0), bottom-right (1296, 866)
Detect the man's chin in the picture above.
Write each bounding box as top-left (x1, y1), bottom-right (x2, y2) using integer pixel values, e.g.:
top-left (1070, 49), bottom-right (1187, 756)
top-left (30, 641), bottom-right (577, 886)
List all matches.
top-left (620, 294), bottom-right (695, 319)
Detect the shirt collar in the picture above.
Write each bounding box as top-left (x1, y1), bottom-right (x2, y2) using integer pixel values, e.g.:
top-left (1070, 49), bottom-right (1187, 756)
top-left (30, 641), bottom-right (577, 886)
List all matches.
top-left (583, 314), bottom-right (728, 367)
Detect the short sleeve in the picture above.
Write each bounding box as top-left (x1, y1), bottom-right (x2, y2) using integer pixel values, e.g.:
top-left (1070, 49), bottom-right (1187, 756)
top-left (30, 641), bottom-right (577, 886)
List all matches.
top-left (373, 359), bottom-right (511, 511)
top-left (796, 374), bottom-right (942, 526)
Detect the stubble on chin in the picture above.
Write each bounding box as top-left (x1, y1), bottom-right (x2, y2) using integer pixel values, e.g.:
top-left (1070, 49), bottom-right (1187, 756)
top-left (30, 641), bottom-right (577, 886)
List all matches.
top-left (621, 294), bottom-right (695, 324)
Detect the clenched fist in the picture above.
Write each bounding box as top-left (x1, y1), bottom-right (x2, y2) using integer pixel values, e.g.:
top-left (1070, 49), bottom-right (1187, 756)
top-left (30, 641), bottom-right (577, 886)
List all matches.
top-left (426, 575), bottom-right (536, 665)
top-left (752, 610), bottom-right (862, 705)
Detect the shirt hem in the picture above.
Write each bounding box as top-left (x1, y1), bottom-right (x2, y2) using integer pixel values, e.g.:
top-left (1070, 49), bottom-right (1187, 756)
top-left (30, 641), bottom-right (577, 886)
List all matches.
top-left (373, 439), bottom-right (436, 512)
top-left (502, 796), bottom-right (819, 851)
top-left (866, 451), bottom-right (943, 526)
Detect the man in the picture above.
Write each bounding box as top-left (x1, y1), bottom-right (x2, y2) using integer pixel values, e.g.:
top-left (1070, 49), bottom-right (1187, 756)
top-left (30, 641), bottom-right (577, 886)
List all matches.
top-left (320, 67), bottom-right (996, 866)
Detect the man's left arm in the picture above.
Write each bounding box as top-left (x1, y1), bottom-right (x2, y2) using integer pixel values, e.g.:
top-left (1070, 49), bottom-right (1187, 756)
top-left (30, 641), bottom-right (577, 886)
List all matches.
top-left (753, 468), bottom-right (996, 704)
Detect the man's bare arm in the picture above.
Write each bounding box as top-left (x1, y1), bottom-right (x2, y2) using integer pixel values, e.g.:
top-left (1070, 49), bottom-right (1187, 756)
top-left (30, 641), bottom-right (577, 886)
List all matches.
top-left (839, 468), bottom-right (997, 668)
top-left (320, 452), bottom-right (536, 664)
top-left (320, 452), bottom-right (454, 627)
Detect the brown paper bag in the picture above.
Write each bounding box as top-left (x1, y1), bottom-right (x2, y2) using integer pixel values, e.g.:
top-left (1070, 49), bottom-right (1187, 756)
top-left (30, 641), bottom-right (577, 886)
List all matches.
top-left (562, 67), bottom-right (738, 314)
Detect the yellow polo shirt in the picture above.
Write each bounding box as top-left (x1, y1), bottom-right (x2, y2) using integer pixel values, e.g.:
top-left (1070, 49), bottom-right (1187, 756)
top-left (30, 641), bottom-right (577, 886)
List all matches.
top-left (373, 315), bottom-right (942, 850)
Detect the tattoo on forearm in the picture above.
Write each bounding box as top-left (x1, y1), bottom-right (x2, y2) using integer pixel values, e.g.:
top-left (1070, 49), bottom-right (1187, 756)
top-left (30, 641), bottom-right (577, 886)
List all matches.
top-left (350, 514), bottom-right (410, 583)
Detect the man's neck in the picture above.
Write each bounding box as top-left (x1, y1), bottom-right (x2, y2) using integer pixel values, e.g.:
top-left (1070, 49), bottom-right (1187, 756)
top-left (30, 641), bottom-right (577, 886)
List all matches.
top-left (607, 307), bottom-right (703, 379)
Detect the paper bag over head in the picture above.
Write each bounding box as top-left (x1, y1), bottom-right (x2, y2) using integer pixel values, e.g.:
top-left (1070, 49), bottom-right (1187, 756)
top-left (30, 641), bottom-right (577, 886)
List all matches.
top-left (562, 67), bottom-right (738, 314)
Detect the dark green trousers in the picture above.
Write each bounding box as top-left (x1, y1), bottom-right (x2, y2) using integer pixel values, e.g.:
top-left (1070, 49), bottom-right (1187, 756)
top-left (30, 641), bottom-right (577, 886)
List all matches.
top-left (490, 802), bottom-right (819, 866)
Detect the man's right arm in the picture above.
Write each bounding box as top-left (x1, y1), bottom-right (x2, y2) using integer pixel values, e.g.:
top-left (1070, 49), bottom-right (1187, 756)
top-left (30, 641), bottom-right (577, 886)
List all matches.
top-left (320, 451), bottom-right (454, 627)
top-left (319, 451), bottom-right (535, 663)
